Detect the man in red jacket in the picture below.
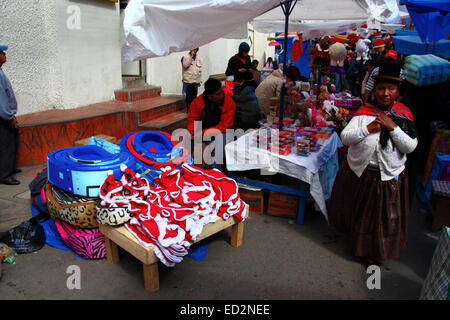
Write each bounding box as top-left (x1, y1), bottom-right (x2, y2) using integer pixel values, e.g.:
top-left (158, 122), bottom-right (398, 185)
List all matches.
top-left (187, 78), bottom-right (236, 171)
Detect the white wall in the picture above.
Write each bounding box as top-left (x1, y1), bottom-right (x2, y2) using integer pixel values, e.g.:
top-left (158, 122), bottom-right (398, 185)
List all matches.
top-left (146, 27), bottom-right (275, 96)
top-left (0, 0), bottom-right (122, 115)
top-left (55, 0), bottom-right (122, 109)
top-left (0, 0), bottom-right (62, 115)
top-left (0, 1), bottom-right (273, 115)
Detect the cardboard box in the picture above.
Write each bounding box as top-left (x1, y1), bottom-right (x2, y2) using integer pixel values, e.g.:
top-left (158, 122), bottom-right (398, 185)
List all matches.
top-left (239, 188), bottom-right (265, 214)
top-left (267, 190), bottom-right (298, 219)
top-left (74, 134), bottom-right (118, 146)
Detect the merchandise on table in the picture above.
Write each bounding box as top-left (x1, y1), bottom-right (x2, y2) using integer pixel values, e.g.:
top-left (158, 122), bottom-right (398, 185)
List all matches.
top-left (296, 127), bottom-right (334, 156)
top-left (99, 164), bottom-right (247, 267)
top-left (251, 128), bottom-right (296, 155)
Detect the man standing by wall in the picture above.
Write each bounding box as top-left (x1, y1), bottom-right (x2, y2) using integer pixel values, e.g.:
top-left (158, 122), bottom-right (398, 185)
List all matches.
top-left (0, 45), bottom-right (20, 185)
top-left (181, 48), bottom-right (202, 112)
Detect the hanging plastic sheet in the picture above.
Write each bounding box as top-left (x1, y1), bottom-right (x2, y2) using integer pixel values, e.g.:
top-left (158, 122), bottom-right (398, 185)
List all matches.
top-left (392, 30), bottom-right (450, 58)
top-left (122, 0), bottom-right (280, 62)
top-left (400, 0), bottom-right (450, 42)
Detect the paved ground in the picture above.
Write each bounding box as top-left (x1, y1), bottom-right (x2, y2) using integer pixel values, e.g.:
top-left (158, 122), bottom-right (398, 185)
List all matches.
top-left (0, 165), bottom-right (438, 300)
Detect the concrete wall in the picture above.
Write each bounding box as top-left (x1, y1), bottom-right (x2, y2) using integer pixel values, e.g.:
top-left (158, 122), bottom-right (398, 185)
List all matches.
top-left (55, 0), bottom-right (122, 109)
top-left (0, 1), bottom-right (62, 115)
top-left (1, 1), bottom-right (272, 115)
top-left (0, 0), bottom-right (122, 115)
top-left (146, 26), bottom-right (275, 96)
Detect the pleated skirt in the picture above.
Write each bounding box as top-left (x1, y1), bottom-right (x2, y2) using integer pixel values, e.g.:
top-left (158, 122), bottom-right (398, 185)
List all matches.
top-left (327, 159), bottom-right (409, 262)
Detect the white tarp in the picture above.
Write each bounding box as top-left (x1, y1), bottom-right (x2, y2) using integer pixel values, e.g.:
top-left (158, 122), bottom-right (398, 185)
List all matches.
top-left (221, 23), bottom-right (249, 40)
top-left (122, 0), bottom-right (279, 62)
top-left (253, 0), bottom-right (369, 23)
top-left (364, 0), bottom-right (409, 24)
top-left (122, 0), bottom-right (410, 62)
top-left (252, 19), bottom-right (368, 40)
top-left (251, 0), bottom-right (408, 38)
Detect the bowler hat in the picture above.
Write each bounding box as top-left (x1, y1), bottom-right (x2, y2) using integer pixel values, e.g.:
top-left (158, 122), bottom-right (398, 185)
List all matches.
top-left (373, 60), bottom-right (403, 83)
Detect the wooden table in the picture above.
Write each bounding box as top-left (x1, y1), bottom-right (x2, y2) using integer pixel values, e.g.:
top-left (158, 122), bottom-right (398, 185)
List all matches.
top-left (99, 205), bottom-right (248, 293)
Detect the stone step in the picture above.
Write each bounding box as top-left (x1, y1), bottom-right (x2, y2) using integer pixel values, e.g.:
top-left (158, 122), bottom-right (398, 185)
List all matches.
top-left (15, 96), bottom-right (186, 167)
top-left (115, 85), bottom-right (161, 102)
top-left (139, 111), bottom-right (187, 134)
top-left (127, 96), bottom-right (185, 126)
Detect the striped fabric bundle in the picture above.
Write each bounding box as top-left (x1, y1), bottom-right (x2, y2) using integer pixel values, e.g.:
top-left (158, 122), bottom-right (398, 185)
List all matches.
top-left (404, 54), bottom-right (450, 87)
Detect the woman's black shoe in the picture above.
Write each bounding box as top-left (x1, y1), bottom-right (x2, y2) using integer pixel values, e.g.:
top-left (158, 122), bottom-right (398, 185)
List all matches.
top-left (1, 177), bottom-right (20, 185)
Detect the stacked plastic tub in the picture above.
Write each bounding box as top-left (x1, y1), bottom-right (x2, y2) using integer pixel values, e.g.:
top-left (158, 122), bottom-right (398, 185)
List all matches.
top-left (44, 131), bottom-right (192, 259)
top-left (120, 130), bottom-right (192, 184)
top-left (46, 142), bottom-right (136, 259)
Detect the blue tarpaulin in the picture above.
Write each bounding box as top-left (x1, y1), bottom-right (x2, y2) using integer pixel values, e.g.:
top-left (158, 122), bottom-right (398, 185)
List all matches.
top-left (275, 35), bottom-right (312, 79)
top-left (392, 30), bottom-right (450, 58)
top-left (400, 0), bottom-right (450, 43)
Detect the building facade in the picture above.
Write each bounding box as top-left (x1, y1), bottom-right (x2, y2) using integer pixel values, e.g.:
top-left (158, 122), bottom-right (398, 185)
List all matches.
top-left (0, 0), bottom-right (273, 116)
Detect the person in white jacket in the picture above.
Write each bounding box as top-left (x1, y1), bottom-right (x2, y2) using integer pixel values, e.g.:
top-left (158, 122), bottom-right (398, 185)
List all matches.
top-left (181, 48), bottom-right (202, 112)
top-left (327, 60), bottom-right (417, 265)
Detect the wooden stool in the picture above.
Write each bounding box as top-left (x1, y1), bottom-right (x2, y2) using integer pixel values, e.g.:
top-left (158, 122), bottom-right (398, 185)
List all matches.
top-left (99, 206), bottom-right (248, 293)
top-left (429, 180), bottom-right (450, 232)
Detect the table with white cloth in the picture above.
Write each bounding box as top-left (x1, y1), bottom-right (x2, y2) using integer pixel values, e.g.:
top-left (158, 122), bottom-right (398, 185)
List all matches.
top-left (225, 130), bottom-right (343, 223)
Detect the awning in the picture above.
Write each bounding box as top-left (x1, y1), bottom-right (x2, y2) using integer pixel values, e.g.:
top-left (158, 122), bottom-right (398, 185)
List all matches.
top-left (122, 0), bottom-right (279, 62)
top-left (121, 0), bottom-right (412, 62)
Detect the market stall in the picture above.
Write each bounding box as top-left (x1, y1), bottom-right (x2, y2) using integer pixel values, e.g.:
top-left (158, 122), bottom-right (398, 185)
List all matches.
top-left (225, 128), bottom-right (342, 222)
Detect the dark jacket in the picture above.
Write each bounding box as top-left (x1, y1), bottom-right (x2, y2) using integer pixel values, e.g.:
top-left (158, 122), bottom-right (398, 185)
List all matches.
top-left (225, 54), bottom-right (252, 83)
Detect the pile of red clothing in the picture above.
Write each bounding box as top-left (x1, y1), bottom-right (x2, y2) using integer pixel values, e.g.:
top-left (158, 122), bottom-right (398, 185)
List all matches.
top-left (99, 164), bottom-right (247, 267)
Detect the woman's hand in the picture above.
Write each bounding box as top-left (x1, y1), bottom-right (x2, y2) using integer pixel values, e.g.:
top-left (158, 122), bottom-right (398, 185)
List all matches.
top-left (376, 113), bottom-right (397, 131)
top-left (366, 119), bottom-right (381, 133)
top-left (238, 68), bottom-right (247, 73)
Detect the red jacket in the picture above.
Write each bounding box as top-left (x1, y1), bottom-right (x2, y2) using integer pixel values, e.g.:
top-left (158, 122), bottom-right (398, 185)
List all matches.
top-left (187, 93), bottom-right (236, 135)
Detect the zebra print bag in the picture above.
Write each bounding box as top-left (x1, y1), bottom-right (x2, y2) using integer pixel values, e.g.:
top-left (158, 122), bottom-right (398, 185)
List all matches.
top-left (54, 219), bottom-right (106, 260)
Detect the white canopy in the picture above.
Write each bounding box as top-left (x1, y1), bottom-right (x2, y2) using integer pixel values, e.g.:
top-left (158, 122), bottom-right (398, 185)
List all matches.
top-left (122, 0), bottom-right (408, 62)
top-left (251, 0), bottom-right (409, 39)
top-left (122, 0), bottom-right (279, 62)
top-left (253, 0), bottom-right (369, 23)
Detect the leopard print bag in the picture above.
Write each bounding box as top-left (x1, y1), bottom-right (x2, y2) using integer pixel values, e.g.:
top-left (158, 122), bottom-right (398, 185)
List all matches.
top-left (46, 184), bottom-right (99, 229)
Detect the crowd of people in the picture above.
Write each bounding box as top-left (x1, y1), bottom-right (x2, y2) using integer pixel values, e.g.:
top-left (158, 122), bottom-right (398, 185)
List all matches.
top-left (0, 38), bottom-right (422, 268)
top-left (183, 39), bottom-right (419, 267)
top-left (184, 41), bottom-right (306, 134)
